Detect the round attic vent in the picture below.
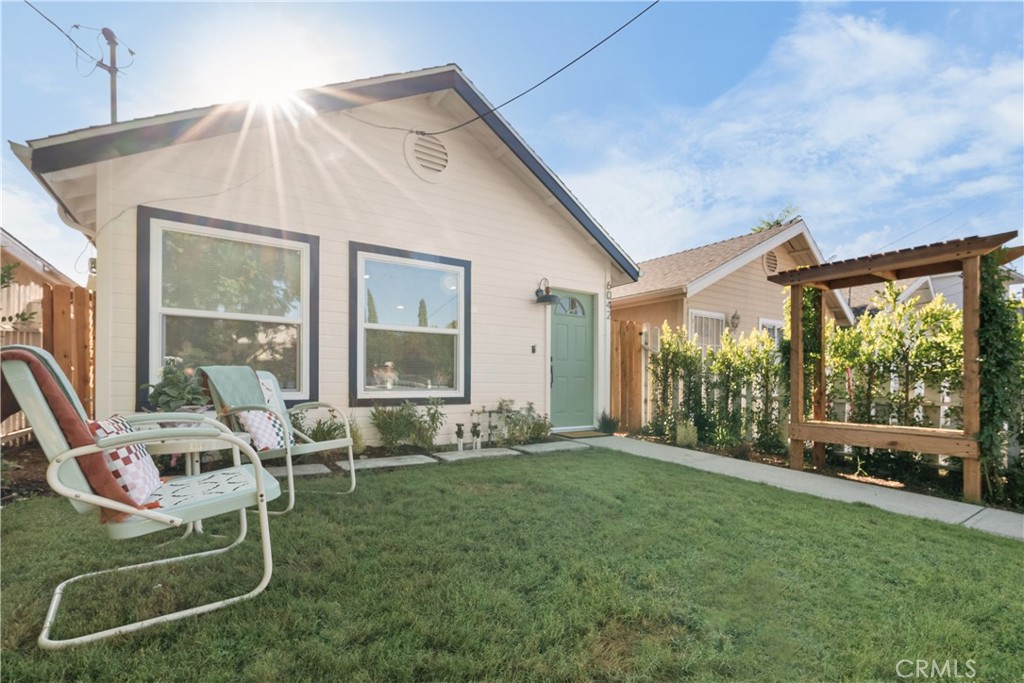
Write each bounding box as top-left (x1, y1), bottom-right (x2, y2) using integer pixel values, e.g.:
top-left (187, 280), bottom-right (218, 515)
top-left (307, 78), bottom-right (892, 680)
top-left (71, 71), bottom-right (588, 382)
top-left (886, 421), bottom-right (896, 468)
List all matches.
top-left (763, 250), bottom-right (779, 274)
top-left (404, 133), bottom-right (449, 182)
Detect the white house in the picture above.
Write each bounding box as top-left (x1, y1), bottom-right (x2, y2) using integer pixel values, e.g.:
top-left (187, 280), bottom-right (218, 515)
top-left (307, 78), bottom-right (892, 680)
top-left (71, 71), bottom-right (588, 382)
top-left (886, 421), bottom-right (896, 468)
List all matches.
top-left (12, 65), bottom-right (639, 440)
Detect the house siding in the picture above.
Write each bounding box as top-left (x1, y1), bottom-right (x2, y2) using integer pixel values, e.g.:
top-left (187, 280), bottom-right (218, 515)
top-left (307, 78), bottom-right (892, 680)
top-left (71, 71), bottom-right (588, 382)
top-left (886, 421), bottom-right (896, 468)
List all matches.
top-left (92, 95), bottom-right (613, 440)
top-left (610, 297), bottom-right (682, 346)
top-left (685, 251), bottom-right (798, 336)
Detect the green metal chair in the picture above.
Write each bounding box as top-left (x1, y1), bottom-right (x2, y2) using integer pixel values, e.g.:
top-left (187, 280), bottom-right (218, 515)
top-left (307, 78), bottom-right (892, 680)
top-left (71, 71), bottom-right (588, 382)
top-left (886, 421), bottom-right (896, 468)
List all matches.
top-left (197, 366), bottom-right (355, 515)
top-left (0, 345), bottom-right (281, 649)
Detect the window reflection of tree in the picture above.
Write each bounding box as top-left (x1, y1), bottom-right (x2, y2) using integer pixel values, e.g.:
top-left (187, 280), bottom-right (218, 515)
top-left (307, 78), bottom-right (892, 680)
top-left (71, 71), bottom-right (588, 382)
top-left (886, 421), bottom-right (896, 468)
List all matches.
top-left (161, 230), bottom-right (303, 388)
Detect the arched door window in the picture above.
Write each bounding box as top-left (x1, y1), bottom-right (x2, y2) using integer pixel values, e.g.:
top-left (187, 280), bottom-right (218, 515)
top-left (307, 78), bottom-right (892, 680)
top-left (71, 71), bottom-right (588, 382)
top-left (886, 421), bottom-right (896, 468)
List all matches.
top-left (554, 296), bottom-right (586, 317)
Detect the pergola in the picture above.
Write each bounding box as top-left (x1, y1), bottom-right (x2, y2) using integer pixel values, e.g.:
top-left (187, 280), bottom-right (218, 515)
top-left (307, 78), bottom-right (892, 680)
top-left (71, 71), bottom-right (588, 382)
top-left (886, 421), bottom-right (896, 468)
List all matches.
top-left (768, 230), bottom-right (1019, 503)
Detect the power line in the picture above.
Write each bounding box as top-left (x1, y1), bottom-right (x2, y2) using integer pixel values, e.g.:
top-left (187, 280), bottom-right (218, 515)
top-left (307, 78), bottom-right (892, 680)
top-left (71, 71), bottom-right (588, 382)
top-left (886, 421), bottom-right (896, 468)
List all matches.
top-left (425, 0), bottom-right (661, 136)
top-left (344, 0), bottom-right (661, 137)
top-left (24, 1), bottom-right (99, 63)
top-left (876, 194), bottom-right (988, 252)
top-left (76, 24), bottom-right (136, 71)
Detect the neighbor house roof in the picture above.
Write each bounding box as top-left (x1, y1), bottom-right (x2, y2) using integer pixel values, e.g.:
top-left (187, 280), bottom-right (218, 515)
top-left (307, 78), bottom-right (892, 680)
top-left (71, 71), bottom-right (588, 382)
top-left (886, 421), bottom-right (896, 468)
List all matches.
top-left (0, 228), bottom-right (79, 288)
top-left (843, 262), bottom-right (1024, 316)
top-left (11, 64), bottom-right (638, 281)
top-left (613, 219), bottom-right (856, 325)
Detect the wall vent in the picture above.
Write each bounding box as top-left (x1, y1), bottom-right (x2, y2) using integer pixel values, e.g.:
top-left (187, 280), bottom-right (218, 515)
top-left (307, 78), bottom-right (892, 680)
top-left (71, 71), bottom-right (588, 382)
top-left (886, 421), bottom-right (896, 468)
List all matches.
top-left (405, 134), bottom-right (449, 182)
top-left (764, 250), bottom-right (779, 274)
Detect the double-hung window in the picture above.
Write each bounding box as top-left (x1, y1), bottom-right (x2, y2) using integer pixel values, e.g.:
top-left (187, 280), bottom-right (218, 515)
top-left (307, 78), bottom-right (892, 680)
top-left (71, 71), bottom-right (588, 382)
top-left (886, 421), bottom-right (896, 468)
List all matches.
top-left (139, 208), bottom-right (317, 405)
top-left (689, 309), bottom-right (726, 353)
top-left (350, 242), bottom-right (470, 405)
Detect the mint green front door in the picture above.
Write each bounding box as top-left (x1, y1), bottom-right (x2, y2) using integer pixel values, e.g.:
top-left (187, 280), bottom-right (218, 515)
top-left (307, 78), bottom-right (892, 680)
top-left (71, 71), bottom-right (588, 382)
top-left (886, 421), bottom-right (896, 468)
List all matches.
top-left (551, 291), bottom-right (595, 429)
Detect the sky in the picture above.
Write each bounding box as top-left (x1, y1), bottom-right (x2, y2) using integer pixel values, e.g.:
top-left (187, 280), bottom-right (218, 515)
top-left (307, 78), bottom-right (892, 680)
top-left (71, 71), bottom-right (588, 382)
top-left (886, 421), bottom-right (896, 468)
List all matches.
top-left (2, 1), bottom-right (1022, 290)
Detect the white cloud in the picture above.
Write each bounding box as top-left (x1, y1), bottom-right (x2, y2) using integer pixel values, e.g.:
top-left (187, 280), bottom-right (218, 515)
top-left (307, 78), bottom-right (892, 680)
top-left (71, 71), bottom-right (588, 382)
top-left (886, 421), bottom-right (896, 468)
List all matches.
top-left (559, 6), bottom-right (1023, 262)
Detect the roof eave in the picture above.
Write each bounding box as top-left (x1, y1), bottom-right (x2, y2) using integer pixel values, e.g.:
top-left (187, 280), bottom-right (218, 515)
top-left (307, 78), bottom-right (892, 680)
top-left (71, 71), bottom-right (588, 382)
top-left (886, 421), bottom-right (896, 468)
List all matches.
top-left (686, 221), bottom-right (809, 298)
top-left (610, 287), bottom-right (687, 309)
top-left (18, 65), bottom-right (639, 281)
top-left (9, 142), bottom-right (94, 239)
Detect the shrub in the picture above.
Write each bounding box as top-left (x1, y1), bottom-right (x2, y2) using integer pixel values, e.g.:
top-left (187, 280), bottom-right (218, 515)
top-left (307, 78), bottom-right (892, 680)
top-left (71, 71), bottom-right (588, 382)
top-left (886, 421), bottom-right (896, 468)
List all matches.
top-left (411, 398), bottom-right (446, 452)
top-left (648, 323), bottom-right (708, 440)
top-left (349, 419), bottom-right (366, 455)
top-left (675, 420), bottom-right (698, 449)
top-left (291, 409), bottom-right (365, 455)
top-left (370, 400), bottom-right (447, 454)
top-left (492, 399), bottom-right (551, 446)
top-left (370, 402), bottom-right (419, 454)
top-left (1, 263), bottom-right (36, 326)
top-left (597, 411), bottom-right (619, 434)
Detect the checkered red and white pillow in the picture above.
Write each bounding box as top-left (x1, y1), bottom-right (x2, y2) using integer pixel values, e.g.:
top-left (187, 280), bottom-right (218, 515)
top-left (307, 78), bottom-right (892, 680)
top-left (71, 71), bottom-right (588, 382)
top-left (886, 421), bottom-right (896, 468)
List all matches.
top-left (88, 415), bottom-right (162, 505)
top-left (236, 409), bottom-right (291, 452)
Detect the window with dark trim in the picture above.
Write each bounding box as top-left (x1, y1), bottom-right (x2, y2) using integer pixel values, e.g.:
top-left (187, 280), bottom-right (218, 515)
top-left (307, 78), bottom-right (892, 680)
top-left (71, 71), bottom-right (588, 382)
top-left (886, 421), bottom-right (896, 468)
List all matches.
top-left (136, 207), bottom-right (319, 408)
top-left (349, 242), bottom-right (471, 406)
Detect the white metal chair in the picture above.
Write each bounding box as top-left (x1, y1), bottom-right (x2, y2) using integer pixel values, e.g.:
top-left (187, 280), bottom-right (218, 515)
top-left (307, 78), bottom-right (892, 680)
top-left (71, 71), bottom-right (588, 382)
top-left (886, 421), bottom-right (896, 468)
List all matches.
top-left (198, 366), bottom-right (355, 515)
top-left (1, 345), bottom-right (281, 649)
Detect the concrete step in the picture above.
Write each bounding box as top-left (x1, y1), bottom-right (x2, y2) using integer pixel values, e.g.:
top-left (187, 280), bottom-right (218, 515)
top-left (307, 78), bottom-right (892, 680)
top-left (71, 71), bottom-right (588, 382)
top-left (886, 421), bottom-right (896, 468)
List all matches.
top-left (513, 441), bottom-right (591, 454)
top-left (337, 454), bottom-right (437, 471)
top-left (265, 463), bottom-right (333, 478)
top-left (434, 448), bottom-right (520, 463)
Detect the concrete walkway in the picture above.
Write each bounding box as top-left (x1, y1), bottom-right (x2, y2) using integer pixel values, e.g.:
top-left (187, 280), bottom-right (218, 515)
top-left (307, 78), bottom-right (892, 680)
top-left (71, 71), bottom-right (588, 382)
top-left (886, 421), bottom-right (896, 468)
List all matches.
top-left (580, 436), bottom-right (1023, 542)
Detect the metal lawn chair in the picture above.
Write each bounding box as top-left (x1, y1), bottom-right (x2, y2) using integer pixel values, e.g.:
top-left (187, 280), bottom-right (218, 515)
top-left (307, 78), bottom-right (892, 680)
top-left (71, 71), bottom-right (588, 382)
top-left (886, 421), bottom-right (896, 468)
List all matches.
top-left (0, 345), bottom-right (281, 649)
top-left (197, 366), bottom-right (355, 515)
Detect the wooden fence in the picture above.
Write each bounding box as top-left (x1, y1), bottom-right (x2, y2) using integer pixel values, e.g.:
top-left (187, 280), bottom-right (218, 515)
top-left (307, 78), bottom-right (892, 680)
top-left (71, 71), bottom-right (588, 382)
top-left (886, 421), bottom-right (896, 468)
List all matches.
top-left (1, 284), bottom-right (94, 446)
top-left (610, 320), bottom-right (644, 433)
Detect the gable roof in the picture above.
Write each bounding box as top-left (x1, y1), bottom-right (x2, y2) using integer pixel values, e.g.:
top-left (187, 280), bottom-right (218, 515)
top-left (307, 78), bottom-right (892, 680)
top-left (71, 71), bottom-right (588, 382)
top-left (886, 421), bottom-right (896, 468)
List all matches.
top-left (11, 64), bottom-right (638, 281)
top-left (613, 220), bottom-right (796, 299)
top-left (613, 219), bottom-right (856, 325)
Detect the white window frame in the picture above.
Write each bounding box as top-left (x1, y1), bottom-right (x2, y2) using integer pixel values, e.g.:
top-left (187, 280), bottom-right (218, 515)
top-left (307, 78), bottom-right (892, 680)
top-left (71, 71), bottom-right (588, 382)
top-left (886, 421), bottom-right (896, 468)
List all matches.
top-left (689, 309), bottom-right (726, 352)
top-left (759, 318), bottom-right (785, 346)
top-left (148, 218), bottom-right (312, 401)
top-left (354, 249), bottom-right (468, 403)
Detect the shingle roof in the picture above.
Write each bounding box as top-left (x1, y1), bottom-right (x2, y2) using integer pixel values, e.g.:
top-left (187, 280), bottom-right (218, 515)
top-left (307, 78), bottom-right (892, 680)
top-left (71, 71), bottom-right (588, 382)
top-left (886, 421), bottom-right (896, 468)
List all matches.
top-left (612, 220), bottom-right (797, 299)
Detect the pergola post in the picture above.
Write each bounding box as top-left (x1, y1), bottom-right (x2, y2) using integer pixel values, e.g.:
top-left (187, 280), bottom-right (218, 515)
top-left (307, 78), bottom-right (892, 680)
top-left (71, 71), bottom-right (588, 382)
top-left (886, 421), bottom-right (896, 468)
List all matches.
top-left (788, 284), bottom-right (804, 470)
top-left (961, 255), bottom-right (982, 503)
top-left (812, 289), bottom-right (827, 470)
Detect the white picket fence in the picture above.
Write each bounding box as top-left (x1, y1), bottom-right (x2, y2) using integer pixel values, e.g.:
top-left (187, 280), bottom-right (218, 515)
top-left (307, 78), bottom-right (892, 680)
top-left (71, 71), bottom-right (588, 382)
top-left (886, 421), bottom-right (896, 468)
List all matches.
top-left (1, 280), bottom-right (45, 447)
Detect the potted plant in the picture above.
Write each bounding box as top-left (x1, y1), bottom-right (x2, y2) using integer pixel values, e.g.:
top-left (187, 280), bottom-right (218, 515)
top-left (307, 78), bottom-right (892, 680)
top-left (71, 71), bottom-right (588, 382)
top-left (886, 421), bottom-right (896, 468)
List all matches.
top-left (142, 359), bottom-right (211, 413)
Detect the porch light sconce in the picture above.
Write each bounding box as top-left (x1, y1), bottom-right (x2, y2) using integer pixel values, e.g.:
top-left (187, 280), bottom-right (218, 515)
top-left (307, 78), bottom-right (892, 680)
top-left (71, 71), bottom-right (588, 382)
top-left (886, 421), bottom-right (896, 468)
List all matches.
top-left (535, 278), bottom-right (559, 305)
top-left (729, 310), bottom-right (741, 331)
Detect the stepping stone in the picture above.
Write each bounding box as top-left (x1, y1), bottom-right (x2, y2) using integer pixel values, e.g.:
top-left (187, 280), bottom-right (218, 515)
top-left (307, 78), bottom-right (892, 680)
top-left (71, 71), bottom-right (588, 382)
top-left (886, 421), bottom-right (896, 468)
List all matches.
top-left (434, 448), bottom-right (520, 463)
top-left (265, 463), bottom-right (333, 478)
top-left (337, 454), bottom-right (437, 471)
top-left (513, 441), bottom-right (591, 454)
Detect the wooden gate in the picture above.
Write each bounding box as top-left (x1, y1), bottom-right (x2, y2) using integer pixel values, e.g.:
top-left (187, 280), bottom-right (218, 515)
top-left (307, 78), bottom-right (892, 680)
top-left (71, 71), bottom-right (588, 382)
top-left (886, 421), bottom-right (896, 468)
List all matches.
top-left (1, 284), bottom-right (94, 445)
top-left (610, 320), bottom-right (644, 433)
top-left (43, 285), bottom-right (95, 418)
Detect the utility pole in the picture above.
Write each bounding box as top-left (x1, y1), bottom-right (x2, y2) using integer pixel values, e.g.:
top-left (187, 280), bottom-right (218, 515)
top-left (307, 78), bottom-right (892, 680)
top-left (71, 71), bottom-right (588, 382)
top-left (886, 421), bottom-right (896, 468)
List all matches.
top-left (96, 27), bottom-right (118, 123)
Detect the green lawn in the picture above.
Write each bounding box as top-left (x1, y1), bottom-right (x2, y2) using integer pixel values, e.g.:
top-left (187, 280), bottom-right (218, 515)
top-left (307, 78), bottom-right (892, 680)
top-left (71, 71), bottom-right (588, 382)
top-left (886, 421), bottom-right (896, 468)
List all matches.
top-left (2, 449), bottom-right (1021, 682)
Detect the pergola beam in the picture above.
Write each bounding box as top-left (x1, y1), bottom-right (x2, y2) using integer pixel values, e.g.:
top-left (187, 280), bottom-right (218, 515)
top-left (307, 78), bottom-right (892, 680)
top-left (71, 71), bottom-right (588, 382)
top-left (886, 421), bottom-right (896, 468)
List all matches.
top-left (768, 231), bottom-right (1018, 289)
